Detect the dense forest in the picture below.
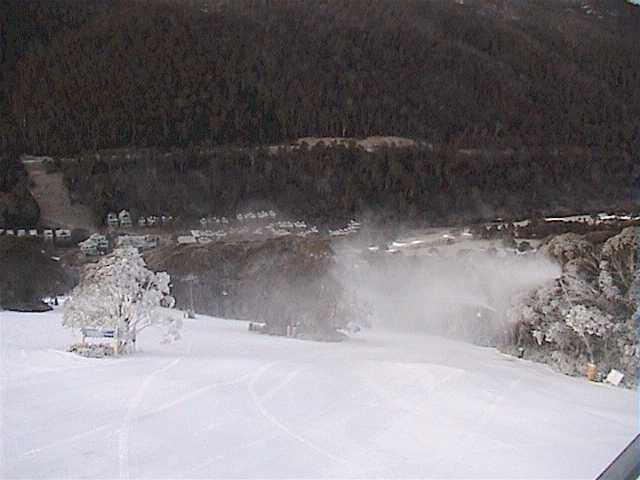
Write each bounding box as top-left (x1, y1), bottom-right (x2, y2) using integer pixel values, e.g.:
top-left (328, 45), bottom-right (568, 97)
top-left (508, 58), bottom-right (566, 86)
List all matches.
top-left (0, 0), bottom-right (114, 154)
top-left (2, 0), bottom-right (640, 155)
top-left (61, 144), bottom-right (637, 225)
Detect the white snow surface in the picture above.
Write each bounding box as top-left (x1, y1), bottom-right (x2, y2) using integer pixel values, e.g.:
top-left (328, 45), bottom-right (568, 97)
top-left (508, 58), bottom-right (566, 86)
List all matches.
top-left (1, 310), bottom-right (637, 479)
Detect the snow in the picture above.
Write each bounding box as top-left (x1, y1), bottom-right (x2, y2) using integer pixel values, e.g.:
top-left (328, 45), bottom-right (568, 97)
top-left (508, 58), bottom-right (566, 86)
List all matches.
top-left (543, 213), bottom-right (640, 224)
top-left (1, 309), bottom-right (637, 479)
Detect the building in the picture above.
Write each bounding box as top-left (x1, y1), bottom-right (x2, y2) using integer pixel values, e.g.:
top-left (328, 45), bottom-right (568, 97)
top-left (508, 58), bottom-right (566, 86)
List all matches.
top-left (107, 212), bottom-right (119, 228)
top-left (177, 235), bottom-right (197, 245)
top-left (197, 236), bottom-right (213, 244)
top-left (55, 229), bottom-right (72, 242)
top-left (117, 234), bottom-right (158, 250)
top-left (81, 234), bottom-right (110, 256)
top-left (97, 236), bottom-right (109, 251)
top-left (80, 241), bottom-right (98, 255)
top-left (79, 234), bottom-right (109, 256)
top-left (118, 210), bottom-right (132, 228)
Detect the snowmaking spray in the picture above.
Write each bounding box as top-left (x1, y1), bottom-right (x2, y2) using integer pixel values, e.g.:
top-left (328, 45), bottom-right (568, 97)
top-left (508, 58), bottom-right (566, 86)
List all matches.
top-left (332, 227), bottom-right (561, 345)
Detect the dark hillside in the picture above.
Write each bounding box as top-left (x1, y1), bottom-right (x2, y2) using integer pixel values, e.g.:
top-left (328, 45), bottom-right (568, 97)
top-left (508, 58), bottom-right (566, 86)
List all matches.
top-left (6, 0), bottom-right (640, 155)
top-left (0, 0), bottom-right (115, 152)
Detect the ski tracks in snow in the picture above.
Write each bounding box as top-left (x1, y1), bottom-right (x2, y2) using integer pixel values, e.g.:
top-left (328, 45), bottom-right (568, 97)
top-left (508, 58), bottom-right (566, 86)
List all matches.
top-left (431, 377), bottom-right (523, 474)
top-left (117, 356), bottom-right (183, 479)
top-left (20, 354), bottom-right (186, 463)
top-left (246, 361), bottom-right (360, 474)
top-left (22, 422), bottom-right (117, 458)
top-left (141, 362), bottom-right (262, 419)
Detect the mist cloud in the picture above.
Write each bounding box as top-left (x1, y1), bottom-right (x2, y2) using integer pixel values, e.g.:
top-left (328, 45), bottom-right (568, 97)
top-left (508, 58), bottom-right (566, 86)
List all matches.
top-left (334, 235), bottom-right (561, 344)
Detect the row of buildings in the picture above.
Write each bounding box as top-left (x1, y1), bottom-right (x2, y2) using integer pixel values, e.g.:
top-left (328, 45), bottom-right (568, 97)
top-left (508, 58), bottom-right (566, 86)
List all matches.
top-left (198, 210), bottom-right (279, 229)
top-left (79, 233), bottom-right (160, 256)
top-left (176, 220), bottom-right (325, 246)
top-left (0, 228), bottom-right (72, 241)
top-left (107, 209), bottom-right (281, 231)
top-left (106, 210), bottom-right (175, 229)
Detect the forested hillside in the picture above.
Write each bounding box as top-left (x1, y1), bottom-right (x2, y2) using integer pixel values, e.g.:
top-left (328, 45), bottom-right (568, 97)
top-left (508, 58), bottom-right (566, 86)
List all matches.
top-left (3, 0), bottom-right (640, 155)
top-left (62, 145), bottom-right (637, 224)
top-left (0, 0), bottom-right (114, 153)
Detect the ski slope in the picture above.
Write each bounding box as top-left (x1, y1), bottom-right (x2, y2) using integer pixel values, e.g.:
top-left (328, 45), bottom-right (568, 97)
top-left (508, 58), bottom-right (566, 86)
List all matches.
top-left (1, 310), bottom-right (637, 479)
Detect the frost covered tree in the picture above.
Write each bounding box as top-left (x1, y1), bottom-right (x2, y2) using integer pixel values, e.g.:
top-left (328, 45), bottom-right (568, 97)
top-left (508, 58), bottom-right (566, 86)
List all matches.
top-left (543, 233), bottom-right (598, 269)
top-left (564, 304), bottom-right (613, 363)
top-left (507, 228), bottom-right (638, 385)
top-left (63, 247), bottom-right (182, 351)
top-left (600, 227), bottom-right (637, 303)
top-left (598, 260), bottom-right (620, 301)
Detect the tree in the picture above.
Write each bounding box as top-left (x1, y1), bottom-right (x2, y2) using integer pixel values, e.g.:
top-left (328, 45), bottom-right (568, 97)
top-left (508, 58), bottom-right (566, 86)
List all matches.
top-left (564, 304), bottom-right (613, 363)
top-left (507, 229), bottom-right (638, 384)
top-left (600, 227), bottom-right (637, 299)
top-left (63, 247), bottom-right (182, 351)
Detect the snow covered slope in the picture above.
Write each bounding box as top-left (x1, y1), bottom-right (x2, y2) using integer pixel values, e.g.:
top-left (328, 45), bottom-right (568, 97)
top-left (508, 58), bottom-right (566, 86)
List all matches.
top-left (1, 310), bottom-right (637, 478)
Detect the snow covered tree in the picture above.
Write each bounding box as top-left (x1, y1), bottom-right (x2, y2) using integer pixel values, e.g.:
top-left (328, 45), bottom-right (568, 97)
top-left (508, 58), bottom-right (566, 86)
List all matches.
top-left (505, 229), bottom-right (639, 384)
top-left (63, 247), bottom-right (182, 351)
top-left (600, 227), bottom-right (637, 303)
top-left (543, 233), bottom-right (598, 269)
top-left (598, 260), bottom-right (621, 301)
top-left (564, 304), bottom-right (613, 363)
